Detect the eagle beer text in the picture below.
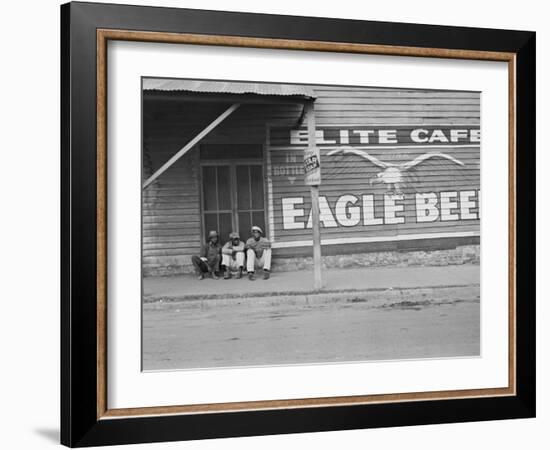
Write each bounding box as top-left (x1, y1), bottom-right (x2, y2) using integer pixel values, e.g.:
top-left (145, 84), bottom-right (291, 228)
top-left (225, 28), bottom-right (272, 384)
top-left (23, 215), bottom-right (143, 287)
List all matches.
top-left (281, 190), bottom-right (480, 230)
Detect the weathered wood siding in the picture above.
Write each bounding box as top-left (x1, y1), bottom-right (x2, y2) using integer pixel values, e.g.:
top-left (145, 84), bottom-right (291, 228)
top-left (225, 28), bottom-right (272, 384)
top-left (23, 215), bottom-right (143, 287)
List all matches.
top-left (267, 85), bottom-right (480, 251)
top-left (143, 85), bottom-right (480, 275)
top-left (142, 101), bottom-right (300, 275)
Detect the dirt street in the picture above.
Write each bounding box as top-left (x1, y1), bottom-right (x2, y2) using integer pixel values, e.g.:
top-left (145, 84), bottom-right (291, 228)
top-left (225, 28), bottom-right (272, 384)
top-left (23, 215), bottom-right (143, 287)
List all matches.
top-left (142, 288), bottom-right (479, 370)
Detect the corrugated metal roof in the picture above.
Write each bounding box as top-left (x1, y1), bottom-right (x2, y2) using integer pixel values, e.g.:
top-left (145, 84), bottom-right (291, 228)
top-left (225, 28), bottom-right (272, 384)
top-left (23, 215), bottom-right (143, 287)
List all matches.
top-left (143, 79), bottom-right (316, 99)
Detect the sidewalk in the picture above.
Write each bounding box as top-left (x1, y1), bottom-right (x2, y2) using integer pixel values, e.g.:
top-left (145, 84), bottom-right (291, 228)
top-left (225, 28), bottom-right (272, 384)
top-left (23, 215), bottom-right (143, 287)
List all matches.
top-left (143, 264), bottom-right (479, 302)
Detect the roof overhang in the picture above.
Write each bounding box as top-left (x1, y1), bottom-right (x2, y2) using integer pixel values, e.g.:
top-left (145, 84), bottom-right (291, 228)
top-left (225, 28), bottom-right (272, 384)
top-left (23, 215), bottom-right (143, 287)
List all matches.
top-left (143, 78), bottom-right (316, 104)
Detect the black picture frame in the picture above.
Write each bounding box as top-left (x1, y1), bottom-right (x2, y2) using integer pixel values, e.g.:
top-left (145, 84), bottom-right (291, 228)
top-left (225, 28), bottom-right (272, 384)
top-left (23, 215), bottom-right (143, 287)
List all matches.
top-left (61, 1), bottom-right (535, 447)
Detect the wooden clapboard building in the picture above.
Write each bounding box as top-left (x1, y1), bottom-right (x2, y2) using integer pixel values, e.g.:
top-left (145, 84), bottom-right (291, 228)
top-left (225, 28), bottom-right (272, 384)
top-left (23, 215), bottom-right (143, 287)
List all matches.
top-left (142, 79), bottom-right (480, 276)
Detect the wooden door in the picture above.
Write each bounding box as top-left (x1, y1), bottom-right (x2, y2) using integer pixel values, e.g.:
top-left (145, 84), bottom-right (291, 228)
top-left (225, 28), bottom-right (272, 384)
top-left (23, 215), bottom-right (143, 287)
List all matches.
top-left (201, 163), bottom-right (265, 243)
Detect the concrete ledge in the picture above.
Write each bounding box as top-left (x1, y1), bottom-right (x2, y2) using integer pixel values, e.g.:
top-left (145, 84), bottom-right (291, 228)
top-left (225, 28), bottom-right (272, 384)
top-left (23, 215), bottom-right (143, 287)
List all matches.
top-left (144, 244), bottom-right (480, 277)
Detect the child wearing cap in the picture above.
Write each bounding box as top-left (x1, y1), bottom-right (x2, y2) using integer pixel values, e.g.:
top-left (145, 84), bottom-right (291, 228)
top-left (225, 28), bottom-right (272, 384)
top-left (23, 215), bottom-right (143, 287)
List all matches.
top-left (245, 226), bottom-right (272, 280)
top-left (221, 232), bottom-right (245, 279)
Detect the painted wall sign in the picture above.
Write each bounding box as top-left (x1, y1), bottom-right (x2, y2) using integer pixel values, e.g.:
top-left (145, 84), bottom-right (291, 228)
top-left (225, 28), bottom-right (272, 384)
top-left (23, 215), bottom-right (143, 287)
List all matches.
top-left (271, 152), bottom-right (304, 185)
top-left (326, 147), bottom-right (465, 194)
top-left (270, 126), bottom-right (481, 147)
top-left (281, 190), bottom-right (480, 230)
top-left (268, 124), bottom-right (480, 246)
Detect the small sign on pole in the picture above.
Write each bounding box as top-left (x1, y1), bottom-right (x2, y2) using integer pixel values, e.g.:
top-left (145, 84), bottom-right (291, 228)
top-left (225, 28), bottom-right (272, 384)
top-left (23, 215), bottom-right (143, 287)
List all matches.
top-left (304, 147), bottom-right (321, 186)
top-left (305, 101), bottom-right (322, 290)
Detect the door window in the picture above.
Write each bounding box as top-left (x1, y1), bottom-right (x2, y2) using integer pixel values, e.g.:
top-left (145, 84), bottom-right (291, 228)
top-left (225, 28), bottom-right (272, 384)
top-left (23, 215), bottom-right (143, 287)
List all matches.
top-left (236, 165), bottom-right (265, 240)
top-left (201, 163), bottom-right (265, 243)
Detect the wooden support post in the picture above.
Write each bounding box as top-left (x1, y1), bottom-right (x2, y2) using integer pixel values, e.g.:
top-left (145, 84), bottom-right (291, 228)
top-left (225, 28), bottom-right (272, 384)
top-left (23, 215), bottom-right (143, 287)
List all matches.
top-left (305, 102), bottom-right (322, 290)
top-left (310, 184), bottom-right (322, 290)
top-left (143, 103), bottom-right (240, 189)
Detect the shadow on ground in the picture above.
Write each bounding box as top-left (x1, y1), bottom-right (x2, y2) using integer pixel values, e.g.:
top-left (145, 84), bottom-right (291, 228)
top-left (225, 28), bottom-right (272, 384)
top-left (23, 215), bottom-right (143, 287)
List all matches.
top-left (34, 428), bottom-right (59, 444)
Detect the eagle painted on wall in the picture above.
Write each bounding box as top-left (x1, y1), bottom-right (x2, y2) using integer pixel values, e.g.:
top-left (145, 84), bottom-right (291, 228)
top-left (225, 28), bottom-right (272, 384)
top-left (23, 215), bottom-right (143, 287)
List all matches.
top-left (326, 146), bottom-right (467, 194)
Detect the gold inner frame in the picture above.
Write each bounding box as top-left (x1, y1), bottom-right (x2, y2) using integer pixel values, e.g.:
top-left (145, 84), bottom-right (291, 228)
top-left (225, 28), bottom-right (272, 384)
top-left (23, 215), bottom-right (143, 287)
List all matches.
top-left (96, 29), bottom-right (517, 420)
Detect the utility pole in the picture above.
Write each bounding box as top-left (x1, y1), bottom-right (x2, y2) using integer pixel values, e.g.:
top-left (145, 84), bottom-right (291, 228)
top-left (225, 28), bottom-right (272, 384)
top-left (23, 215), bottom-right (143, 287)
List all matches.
top-left (304, 101), bottom-right (322, 290)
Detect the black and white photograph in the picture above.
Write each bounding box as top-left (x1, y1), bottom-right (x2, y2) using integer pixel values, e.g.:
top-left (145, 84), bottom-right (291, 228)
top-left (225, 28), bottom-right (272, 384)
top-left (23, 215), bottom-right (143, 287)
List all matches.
top-left (141, 78), bottom-right (481, 371)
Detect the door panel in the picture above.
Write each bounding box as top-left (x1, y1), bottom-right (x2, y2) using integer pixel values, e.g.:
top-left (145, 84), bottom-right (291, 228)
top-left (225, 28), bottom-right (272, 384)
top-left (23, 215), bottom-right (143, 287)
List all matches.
top-left (237, 212), bottom-right (252, 242)
top-left (249, 165), bottom-right (264, 210)
top-left (236, 164), bottom-right (265, 239)
top-left (201, 165), bottom-right (232, 244)
top-left (203, 213), bottom-right (220, 242)
top-left (202, 166), bottom-right (218, 211)
top-left (216, 166), bottom-right (232, 210)
top-left (236, 165), bottom-right (251, 211)
top-left (201, 162), bottom-right (265, 244)
top-left (218, 213), bottom-right (233, 243)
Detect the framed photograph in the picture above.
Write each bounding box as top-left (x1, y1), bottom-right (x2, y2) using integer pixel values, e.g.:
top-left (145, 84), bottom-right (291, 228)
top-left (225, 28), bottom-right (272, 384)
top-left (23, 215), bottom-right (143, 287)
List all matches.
top-left (61, 1), bottom-right (535, 447)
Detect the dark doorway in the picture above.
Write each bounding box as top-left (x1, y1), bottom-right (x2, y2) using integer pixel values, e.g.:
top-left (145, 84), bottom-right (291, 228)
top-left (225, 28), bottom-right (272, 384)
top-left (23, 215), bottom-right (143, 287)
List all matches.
top-left (200, 145), bottom-right (265, 243)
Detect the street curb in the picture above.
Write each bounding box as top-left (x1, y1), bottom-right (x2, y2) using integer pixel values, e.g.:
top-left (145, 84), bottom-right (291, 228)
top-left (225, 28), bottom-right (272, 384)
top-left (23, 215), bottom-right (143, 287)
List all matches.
top-left (143, 284), bottom-right (480, 308)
